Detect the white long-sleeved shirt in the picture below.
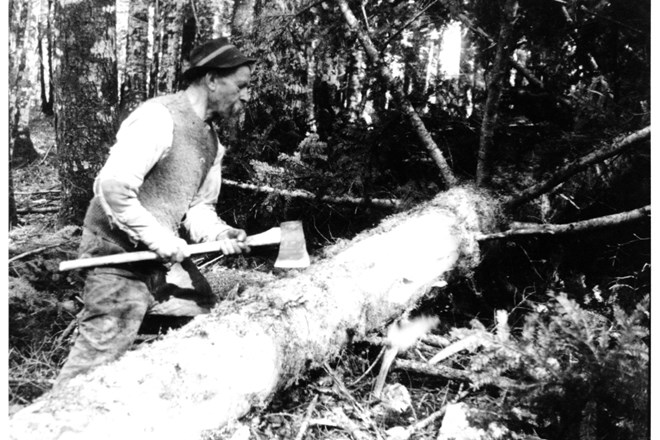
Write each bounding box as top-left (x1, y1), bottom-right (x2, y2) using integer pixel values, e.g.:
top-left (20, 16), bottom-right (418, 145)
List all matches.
top-left (94, 101), bottom-right (232, 248)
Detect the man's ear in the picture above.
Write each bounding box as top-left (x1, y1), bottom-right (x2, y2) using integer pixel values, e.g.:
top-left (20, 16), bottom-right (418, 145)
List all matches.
top-left (204, 73), bottom-right (217, 90)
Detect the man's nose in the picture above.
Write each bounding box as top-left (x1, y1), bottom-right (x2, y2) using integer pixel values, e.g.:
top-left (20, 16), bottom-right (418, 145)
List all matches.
top-left (240, 88), bottom-right (251, 102)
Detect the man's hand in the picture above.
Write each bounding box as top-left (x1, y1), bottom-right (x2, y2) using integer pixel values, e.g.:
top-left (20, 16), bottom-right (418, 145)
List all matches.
top-left (216, 228), bottom-right (250, 255)
top-left (150, 236), bottom-right (190, 263)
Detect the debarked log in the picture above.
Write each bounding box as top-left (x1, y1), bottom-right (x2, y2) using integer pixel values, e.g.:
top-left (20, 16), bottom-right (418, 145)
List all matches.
top-left (9, 186), bottom-right (499, 440)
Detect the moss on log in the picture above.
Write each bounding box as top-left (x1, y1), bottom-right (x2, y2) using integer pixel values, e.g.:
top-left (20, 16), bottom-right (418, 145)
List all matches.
top-left (9, 186), bottom-right (499, 440)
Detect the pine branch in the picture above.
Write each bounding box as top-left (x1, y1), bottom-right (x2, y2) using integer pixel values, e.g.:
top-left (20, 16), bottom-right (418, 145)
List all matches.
top-left (335, 0), bottom-right (457, 187)
top-left (478, 205), bottom-right (650, 241)
top-left (222, 178), bottom-right (402, 208)
top-left (504, 126), bottom-right (650, 210)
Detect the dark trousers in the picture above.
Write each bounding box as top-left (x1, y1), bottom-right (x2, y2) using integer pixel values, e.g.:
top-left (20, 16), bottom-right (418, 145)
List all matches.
top-left (55, 228), bottom-right (212, 385)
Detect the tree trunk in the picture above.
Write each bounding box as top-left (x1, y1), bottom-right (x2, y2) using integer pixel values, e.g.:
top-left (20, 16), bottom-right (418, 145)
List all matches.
top-left (9, 157), bottom-right (19, 230)
top-left (336, 0), bottom-right (458, 188)
top-left (9, 187), bottom-right (499, 439)
top-left (53, 0), bottom-right (117, 226)
top-left (153, 0), bottom-right (185, 95)
top-left (476, 0), bottom-right (518, 187)
top-left (120, 0), bottom-right (150, 120)
top-left (9, 0), bottom-right (42, 165)
top-left (231, 0), bottom-right (255, 39)
top-left (305, 40), bottom-right (318, 132)
top-left (38, 0), bottom-right (54, 115)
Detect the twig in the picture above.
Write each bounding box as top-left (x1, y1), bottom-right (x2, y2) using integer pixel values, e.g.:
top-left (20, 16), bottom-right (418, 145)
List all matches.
top-left (408, 407), bottom-right (447, 432)
top-left (55, 319), bottom-right (78, 346)
top-left (37, 143), bottom-right (55, 165)
top-left (199, 254), bottom-right (224, 269)
top-left (322, 363), bottom-right (384, 440)
top-left (478, 205), bottom-right (650, 241)
top-left (294, 394), bottom-right (319, 440)
top-left (9, 244), bottom-right (60, 263)
top-left (349, 346), bottom-right (385, 386)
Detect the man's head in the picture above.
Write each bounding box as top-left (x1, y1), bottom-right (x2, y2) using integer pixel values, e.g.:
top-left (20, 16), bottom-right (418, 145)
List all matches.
top-left (182, 38), bottom-right (255, 120)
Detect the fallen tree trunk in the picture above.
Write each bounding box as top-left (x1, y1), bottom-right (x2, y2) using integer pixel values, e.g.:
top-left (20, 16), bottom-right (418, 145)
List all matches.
top-left (9, 186), bottom-right (499, 440)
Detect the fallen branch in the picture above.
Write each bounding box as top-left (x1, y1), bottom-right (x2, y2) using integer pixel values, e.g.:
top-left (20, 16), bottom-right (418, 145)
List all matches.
top-left (393, 358), bottom-right (469, 382)
top-left (336, 0), bottom-right (457, 187)
top-left (15, 190), bottom-right (61, 195)
top-left (8, 244), bottom-right (60, 264)
top-left (394, 359), bottom-right (523, 389)
top-left (478, 205), bottom-right (650, 240)
top-left (504, 126), bottom-right (650, 210)
top-left (222, 178), bottom-right (402, 208)
top-left (16, 206), bottom-right (59, 214)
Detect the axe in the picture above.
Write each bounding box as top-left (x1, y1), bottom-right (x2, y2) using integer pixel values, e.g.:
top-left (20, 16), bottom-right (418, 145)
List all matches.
top-left (58, 221), bottom-right (310, 272)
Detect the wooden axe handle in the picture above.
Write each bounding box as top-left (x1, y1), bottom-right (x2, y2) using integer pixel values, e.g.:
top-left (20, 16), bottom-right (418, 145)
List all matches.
top-left (58, 227), bottom-right (282, 272)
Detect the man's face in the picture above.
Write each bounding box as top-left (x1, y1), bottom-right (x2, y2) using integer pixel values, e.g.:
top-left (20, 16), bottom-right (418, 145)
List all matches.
top-left (207, 65), bottom-right (252, 120)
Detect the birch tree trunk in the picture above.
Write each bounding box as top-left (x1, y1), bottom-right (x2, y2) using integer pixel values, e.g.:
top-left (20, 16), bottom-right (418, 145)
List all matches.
top-left (9, 187), bottom-right (499, 440)
top-left (9, 0), bottom-right (42, 165)
top-left (54, 0), bottom-right (117, 225)
top-left (120, 0), bottom-right (150, 119)
top-left (153, 0), bottom-right (185, 95)
top-left (38, 0), bottom-right (54, 116)
top-left (476, 0), bottom-right (518, 187)
top-left (231, 0), bottom-right (256, 39)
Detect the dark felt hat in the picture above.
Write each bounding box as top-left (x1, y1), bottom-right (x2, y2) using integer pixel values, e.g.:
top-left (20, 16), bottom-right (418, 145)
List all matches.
top-left (182, 37), bottom-right (256, 80)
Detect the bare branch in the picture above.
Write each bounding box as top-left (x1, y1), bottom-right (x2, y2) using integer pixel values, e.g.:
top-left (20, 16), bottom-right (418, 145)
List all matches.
top-left (504, 126), bottom-right (650, 210)
top-left (335, 0), bottom-right (457, 187)
top-left (478, 205), bottom-right (650, 241)
top-left (222, 178), bottom-right (402, 208)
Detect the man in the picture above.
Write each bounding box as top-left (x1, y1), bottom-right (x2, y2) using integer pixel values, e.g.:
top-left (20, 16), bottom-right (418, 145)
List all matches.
top-left (56, 38), bottom-right (255, 383)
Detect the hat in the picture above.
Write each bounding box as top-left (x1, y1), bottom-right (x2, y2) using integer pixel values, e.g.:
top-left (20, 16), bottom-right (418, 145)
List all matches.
top-left (182, 37), bottom-right (256, 80)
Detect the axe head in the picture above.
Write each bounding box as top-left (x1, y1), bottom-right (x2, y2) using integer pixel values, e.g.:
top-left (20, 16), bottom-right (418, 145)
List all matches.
top-left (274, 221), bottom-right (310, 269)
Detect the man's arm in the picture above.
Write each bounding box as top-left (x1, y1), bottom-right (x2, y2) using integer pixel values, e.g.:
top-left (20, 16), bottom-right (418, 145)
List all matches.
top-left (95, 102), bottom-right (189, 262)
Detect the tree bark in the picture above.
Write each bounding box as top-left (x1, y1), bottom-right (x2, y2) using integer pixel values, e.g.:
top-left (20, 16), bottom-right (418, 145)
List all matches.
top-left (53, 0), bottom-right (118, 225)
top-left (9, 0), bottom-right (42, 164)
top-left (9, 160), bottom-right (19, 229)
top-left (231, 0), bottom-right (256, 39)
top-left (120, 0), bottom-right (150, 119)
top-left (9, 187), bottom-right (498, 439)
top-left (475, 0), bottom-right (517, 187)
top-left (336, 0), bottom-right (457, 188)
top-left (153, 0), bottom-right (185, 95)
